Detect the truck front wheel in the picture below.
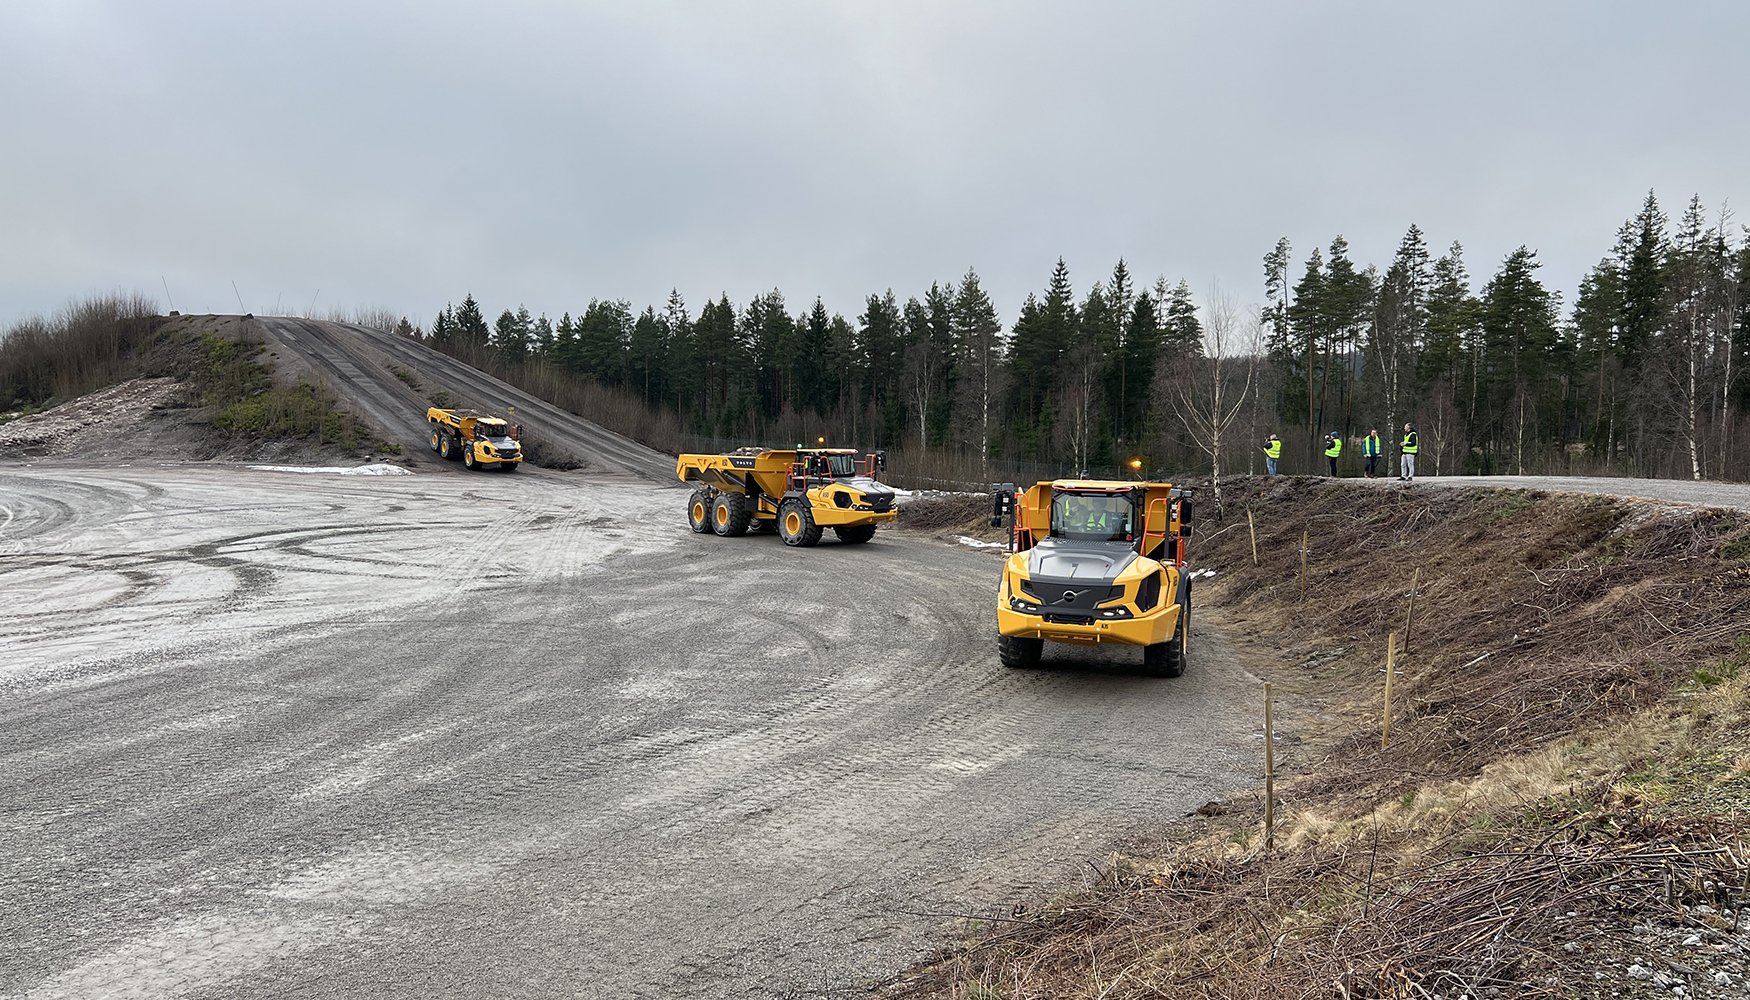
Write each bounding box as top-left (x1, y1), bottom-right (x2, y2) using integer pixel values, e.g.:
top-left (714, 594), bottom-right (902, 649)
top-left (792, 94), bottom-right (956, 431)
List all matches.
top-left (833, 524), bottom-right (877, 544)
top-left (998, 634), bottom-right (1042, 669)
top-left (462, 448), bottom-right (477, 470)
top-left (1142, 606), bottom-right (1186, 678)
top-left (777, 499), bottom-right (822, 547)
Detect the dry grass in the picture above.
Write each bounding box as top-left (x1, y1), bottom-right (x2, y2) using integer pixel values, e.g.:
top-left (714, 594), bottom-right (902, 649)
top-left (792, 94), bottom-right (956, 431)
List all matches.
top-left (0, 294), bottom-right (160, 408)
top-left (890, 478), bottom-right (1750, 998)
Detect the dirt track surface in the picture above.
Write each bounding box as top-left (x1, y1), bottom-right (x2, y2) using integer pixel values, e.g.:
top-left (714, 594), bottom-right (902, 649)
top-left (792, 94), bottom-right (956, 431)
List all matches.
top-left (1351, 473), bottom-right (1750, 512)
top-left (0, 464), bottom-right (1260, 999)
top-left (248, 316), bottom-right (675, 481)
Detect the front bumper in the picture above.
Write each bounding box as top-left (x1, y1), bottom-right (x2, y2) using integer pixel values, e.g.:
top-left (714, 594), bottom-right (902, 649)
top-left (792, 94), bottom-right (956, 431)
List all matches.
top-left (996, 602), bottom-right (1178, 647)
top-left (810, 506), bottom-right (897, 528)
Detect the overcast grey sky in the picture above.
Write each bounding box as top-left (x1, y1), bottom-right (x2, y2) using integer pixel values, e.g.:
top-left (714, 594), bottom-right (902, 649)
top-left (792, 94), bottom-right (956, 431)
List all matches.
top-left (2, 1), bottom-right (1745, 329)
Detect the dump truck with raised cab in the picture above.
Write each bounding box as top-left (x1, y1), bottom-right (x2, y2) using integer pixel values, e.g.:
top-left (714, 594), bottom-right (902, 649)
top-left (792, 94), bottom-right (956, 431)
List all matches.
top-left (428, 407), bottom-right (523, 472)
top-left (676, 447), bottom-right (896, 546)
top-left (990, 479), bottom-right (1193, 676)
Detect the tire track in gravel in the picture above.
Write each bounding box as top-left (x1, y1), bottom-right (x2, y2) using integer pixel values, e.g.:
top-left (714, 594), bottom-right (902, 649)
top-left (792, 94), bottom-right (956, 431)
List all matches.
top-left (2, 466), bottom-right (1260, 1000)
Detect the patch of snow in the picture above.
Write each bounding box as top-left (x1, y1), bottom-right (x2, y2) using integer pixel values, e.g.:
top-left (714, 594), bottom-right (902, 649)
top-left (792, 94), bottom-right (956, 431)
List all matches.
top-left (1189, 568), bottom-right (1218, 580)
top-left (954, 535), bottom-right (1008, 550)
top-left (248, 464), bottom-right (413, 477)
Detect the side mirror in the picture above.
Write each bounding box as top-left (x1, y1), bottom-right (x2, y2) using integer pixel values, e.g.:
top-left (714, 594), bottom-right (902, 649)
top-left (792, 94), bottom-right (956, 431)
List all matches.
top-left (990, 483), bottom-right (1016, 528)
top-left (875, 450), bottom-right (887, 471)
top-left (1177, 495), bottom-right (1193, 536)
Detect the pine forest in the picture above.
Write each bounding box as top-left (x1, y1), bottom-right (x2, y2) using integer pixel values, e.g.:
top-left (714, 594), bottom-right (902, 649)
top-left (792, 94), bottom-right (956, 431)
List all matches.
top-left (418, 191), bottom-right (1750, 486)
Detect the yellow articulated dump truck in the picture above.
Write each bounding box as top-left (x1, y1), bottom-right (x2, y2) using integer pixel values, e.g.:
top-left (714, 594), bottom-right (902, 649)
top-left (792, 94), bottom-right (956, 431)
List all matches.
top-left (990, 480), bottom-right (1193, 676)
top-left (428, 407), bottom-right (524, 472)
top-left (676, 447), bottom-right (896, 546)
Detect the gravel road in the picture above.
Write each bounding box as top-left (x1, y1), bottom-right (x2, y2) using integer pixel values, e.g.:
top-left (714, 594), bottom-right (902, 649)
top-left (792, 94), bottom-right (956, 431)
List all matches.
top-left (250, 317), bottom-right (676, 481)
top-left (1, 464), bottom-right (1261, 999)
top-left (1353, 473), bottom-right (1750, 512)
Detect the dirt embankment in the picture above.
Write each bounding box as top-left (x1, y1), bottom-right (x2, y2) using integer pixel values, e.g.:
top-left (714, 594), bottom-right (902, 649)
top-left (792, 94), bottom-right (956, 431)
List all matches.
top-left (894, 477), bottom-right (1750, 998)
top-left (1, 315), bottom-right (402, 466)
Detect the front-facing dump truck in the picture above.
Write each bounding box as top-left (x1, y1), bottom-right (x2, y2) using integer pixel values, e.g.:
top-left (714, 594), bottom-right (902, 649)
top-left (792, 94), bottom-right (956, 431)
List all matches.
top-left (676, 447), bottom-right (896, 546)
top-left (428, 407), bottom-right (523, 472)
top-left (991, 480), bottom-right (1193, 676)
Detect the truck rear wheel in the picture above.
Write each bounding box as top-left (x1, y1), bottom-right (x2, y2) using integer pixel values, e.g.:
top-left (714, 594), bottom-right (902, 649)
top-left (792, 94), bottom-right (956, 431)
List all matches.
top-left (687, 491), bottom-right (713, 533)
top-left (833, 524), bottom-right (877, 544)
top-left (998, 634), bottom-right (1042, 669)
top-left (439, 435), bottom-right (457, 460)
top-left (429, 430), bottom-right (441, 453)
top-left (777, 499), bottom-right (822, 547)
top-left (712, 493), bottom-right (750, 537)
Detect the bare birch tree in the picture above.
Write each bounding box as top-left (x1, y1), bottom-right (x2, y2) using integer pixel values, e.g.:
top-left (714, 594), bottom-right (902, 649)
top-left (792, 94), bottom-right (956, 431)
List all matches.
top-left (1058, 340), bottom-right (1101, 474)
top-left (1160, 290), bottom-right (1256, 514)
top-left (903, 338), bottom-right (942, 451)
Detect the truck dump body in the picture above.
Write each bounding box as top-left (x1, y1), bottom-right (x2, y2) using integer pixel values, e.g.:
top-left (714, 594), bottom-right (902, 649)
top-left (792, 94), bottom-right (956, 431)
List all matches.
top-left (676, 448), bottom-right (896, 546)
top-left (992, 479), bottom-right (1193, 676)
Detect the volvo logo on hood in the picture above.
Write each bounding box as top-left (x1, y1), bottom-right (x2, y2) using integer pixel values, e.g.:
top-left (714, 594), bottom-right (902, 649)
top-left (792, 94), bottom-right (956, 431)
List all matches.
top-left (1056, 589), bottom-right (1085, 604)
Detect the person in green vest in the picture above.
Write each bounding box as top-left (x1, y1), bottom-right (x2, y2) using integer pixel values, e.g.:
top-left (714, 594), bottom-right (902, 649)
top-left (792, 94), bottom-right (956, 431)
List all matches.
top-left (1363, 429), bottom-right (1383, 478)
top-left (1262, 434), bottom-right (1282, 476)
top-left (1399, 423), bottom-right (1419, 481)
top-left (1324, 432), bottom-right (1342, 477)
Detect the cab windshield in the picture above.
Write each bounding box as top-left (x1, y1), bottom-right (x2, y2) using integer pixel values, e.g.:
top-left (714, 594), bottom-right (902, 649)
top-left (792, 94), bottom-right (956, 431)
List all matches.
top-left (476, 424), bottom-right (510, 440)
top-left (823, 454), bottom-right (855, 476)
top-left (1050, 492), bottom-right (1133, 542)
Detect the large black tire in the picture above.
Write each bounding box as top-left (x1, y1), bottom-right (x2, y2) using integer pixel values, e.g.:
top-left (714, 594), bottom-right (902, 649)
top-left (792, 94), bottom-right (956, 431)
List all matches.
top-left (500, 461), bottom-right (518, 473)
top-left (998, 634), bottom-right (1043, 669)
top-left (462, 447), bottom-right (477, 470)
top-left (747, 516), bottom-right (774, 533)
top-left (439, 435), bottom-right (458, 460)
top-left (686, 491), bottom-right (713, 533)
top-left (833, 524), bottom-right (877, 544)
top-left (429, 429), bottom-right (441, 453)
top-left (712, 492), bottom-right (751, 537)
top-left (777, 499), bottom-right (822, 547)
top-left (1143, 597), bottom-right (1188, 678)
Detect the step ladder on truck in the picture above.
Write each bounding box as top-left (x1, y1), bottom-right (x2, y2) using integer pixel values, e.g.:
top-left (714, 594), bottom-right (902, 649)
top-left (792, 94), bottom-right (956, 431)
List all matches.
top-left (990, 479), bottom-right (1193, 676)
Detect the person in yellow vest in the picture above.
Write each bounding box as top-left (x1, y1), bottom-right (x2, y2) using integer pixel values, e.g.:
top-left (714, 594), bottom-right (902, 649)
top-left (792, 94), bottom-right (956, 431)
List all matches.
top-left (1399, 423), bottom-right (1419, 481)
top-left (1324, 432), bottom-right (1342, 477)
top-left (1363, 429), bottom-right (1383, 478)
top-left (1262, 434), bottom-right (1282, 476)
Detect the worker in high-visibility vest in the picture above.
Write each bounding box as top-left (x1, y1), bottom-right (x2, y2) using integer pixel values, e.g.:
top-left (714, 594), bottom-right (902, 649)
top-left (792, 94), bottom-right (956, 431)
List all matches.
top-left (1399, 423), bottom-right (1419, 481)
top-left (1262, 434), bottom-right (1282, 476)
top-left (1363, 429), bottom-right (1383, 478)
top-left (1324, 432), bottom-right (1342, 477)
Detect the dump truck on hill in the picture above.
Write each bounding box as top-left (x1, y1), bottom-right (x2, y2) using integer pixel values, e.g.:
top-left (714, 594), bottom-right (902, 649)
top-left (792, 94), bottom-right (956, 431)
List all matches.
top-left (428, 407), bottom-right (523, 472)
top-left (989, 479), bottom-right (1193, 676)
top-left (676, 447), bottom-right (895, 546)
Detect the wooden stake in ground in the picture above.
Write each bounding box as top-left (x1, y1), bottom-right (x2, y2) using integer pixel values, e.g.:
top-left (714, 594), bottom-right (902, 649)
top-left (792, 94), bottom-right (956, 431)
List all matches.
top-left (1247, 509), bottom-right (1259, 566)
top-left (1403, 567), bottom-right (1420, 656)
top-left (1382, 631), bottom-right (1398, 749)
top-left (1263, 681), bottom-right (1275, 850)
top-left (1299, 528), bottom-right (1308, 595)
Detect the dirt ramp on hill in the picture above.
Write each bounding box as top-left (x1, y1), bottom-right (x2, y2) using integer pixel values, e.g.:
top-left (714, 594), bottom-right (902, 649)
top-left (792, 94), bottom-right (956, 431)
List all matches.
top-left (249, 316), bottom-right (676, 481)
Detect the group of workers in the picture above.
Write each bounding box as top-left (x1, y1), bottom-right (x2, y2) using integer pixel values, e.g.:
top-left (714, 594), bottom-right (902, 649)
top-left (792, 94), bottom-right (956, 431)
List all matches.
top-left (1262, 425), bottom-right (1419, 481)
